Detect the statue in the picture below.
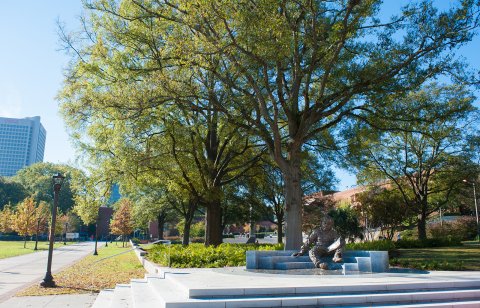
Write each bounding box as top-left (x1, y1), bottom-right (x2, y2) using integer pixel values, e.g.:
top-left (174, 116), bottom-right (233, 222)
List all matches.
top-left (292, 213), bottom-right (345, 270)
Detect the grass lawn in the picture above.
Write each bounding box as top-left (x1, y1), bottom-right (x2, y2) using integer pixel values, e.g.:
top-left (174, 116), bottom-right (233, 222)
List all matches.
top-left (0, 241), bottom-right (73, 259)
top-left (17, 244), bottom-right (146, 296)
top-left (390, 242), bottom-right (480, 271)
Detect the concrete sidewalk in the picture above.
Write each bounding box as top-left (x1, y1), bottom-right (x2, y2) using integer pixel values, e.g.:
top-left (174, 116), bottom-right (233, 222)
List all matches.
top-left (0, 293), bottom-right (96, 308)
top-left (0, 242), bottom-right (99, 303)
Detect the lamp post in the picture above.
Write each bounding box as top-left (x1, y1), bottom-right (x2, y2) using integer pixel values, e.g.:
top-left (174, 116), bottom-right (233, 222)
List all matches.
top-left (93, 220), bottom-right (99, 255)
top-left (40, 173), bottom-right (65, 288)
top-left (463, 179), bottom-right (480, 242)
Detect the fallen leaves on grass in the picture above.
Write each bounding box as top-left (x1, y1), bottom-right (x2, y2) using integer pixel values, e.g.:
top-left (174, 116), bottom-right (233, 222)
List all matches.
top-left (17, 245), bottom-right (145, 296)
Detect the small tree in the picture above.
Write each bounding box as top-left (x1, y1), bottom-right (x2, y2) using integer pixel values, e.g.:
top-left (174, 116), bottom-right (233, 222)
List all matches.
top-left (0, 204), bottom-right (15, 234)
top-left (33, 201), bottom-right (49, 250)
top-left (14, 197), bottom-right (37, 248)
top-left (110, 199), bottom-right (134, 247)
top-left (328, 207), bottom-right (364, 242)
top-left (356, 187), bottom-right (412, 240)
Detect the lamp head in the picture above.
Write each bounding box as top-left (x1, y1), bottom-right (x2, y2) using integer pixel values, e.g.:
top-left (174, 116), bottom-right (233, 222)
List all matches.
top-left (52, 173), bottom-right (65, 189)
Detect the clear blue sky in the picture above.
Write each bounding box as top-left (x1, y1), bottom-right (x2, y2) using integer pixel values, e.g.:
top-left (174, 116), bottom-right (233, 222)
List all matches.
top-left (0, 1), bottom-right (478, 190)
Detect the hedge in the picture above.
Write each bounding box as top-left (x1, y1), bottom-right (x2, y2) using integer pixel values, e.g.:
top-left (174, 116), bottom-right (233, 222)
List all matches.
top-left (146, 243), bottom-right (283, 268)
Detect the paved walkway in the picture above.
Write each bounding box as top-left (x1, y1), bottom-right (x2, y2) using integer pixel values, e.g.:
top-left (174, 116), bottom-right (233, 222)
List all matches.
top-left (0, 294), bottom-right (97, 308)
top-left (0, 242), bottom-right (98, 304)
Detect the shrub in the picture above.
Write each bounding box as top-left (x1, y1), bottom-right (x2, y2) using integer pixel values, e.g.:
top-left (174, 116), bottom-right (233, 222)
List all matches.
top-left (146, 243), bottom-right (283, 268)
top-left (190, 221), bottom-right (206, 238)
top-left (428, 217), bottom-right (477, 240)
top-left (346, 240), bottom-right (396, 252)
top-left (346, 237), bottom-right (462, 252)
top-left (395, 238), bottom-right (462, 249)
top-left (399, 229), bottom-right (417, 240)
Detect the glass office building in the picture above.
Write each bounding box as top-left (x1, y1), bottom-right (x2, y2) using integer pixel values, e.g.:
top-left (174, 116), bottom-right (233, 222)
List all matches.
top-left (0, 116), bottom-right (46, 177)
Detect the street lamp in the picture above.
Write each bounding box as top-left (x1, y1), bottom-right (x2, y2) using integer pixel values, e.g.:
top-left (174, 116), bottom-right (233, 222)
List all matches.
top-left (40, 173), bottom-right (65, 288)
top-left (463, 179), bottom-right (480, 242)
top-left (93, 219), bottom-right (99, 255)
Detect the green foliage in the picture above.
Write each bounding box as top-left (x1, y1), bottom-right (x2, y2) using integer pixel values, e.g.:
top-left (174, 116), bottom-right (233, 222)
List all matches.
top-left (348, 84), bottom-right (479, 241)
top-left (428, 217), bottom-right (477, 241)
top-left (328, 207), bottom-right (364, 240)
top-left (348, 237), bottom-right (461, 252)
top-left (190, 221), bottom-right (205, 238)
top-left (0, 177), bottom-right (27, 210)
top-left (175, 217), bottom-right (205, 242)
top-left (70, 171), bottom-right (102, 226)
top-left (146, 243), bottom-right (283, 268)
top-left (356, 187), bottom-right (411, 240)
top-left (346, 240), bottom-right (396, 253)
top-left (59, 0), bottom-right (480, 249)
top-left (13, 162), bottom-right (81, 213)
top-left (399, 229), bottom-right (418, 240)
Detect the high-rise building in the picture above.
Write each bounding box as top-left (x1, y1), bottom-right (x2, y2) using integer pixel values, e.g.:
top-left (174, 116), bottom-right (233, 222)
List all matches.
top-left (0, 116), bottom-right (46, 177)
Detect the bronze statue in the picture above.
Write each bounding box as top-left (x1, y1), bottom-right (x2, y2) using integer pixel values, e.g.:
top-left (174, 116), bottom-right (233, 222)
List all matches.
top-left (292, 214), bottom-right (345, 270)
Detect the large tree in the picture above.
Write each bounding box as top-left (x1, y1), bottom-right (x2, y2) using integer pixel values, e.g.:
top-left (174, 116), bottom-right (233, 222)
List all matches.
top-left (60, 0), bottom-right (480, 249)
top-left (13, 163), bottom-right (81, 213)
top-left (60, 55), bottom-right (261, 246)
top-left (348, 84), bottom-right (479, 240)
top-left (0, 177), bottom-right (27, 209)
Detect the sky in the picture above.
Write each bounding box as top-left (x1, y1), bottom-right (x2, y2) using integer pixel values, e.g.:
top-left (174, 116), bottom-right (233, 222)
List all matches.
top-left (0, 1), bottom-right (478, 191)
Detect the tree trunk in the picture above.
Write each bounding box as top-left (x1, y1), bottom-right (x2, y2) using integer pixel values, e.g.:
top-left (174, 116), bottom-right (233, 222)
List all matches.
top-left (205, 201), bottom-right (223, 246)
top-left (182, 217), bottom-right (193, 245)
top-left (276, 221), bottom-right (283, 244)
top-left (24, 236), bottom-right (27, 248)
top-left (417, 196), bottom-right (428, 240)
top-left (157, 212), bottom-right (166, 240)
top-left (417, 212), bottom-right (427, 240)
top-left (283, 160), bottom-right (303, 250)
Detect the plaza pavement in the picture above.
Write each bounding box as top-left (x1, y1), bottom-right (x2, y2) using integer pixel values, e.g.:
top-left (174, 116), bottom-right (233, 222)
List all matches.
top-left (0, 241), bottom-right (100, 307)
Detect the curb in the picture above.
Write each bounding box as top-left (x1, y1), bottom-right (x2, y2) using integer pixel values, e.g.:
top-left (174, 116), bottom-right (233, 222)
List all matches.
top-left (129, 240), bottom-right (168, 276)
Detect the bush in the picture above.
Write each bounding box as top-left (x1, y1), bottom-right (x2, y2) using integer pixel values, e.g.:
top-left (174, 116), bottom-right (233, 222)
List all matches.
top-left (190, 221), bottom-right (206, 238)
top-left (146, 243), bottom-right (284, 268)
top-left (399, 229), bottom-right (417, 240)
top-left (429, 217), bottom-right (477, 241)
top-left (346, 240), bottom-right (396, 252)
top-left (346, 237), bottom-right (462, 252)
